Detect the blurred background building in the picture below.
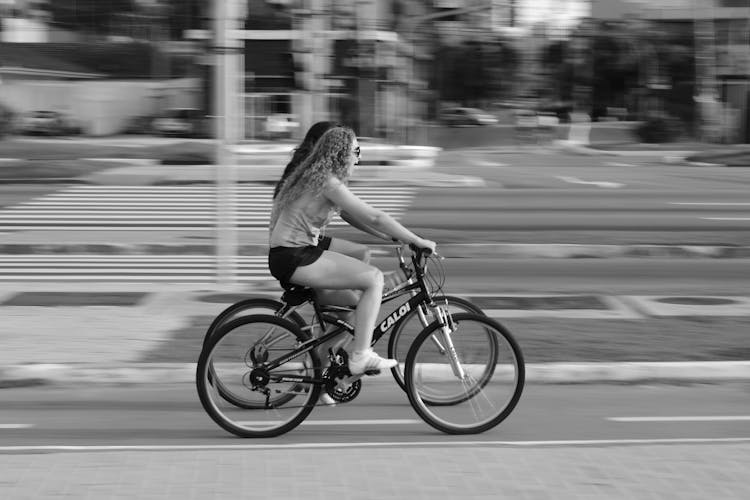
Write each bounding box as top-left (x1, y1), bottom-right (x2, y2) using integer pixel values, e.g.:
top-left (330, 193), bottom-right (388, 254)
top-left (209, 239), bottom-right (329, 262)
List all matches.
top-left (589, 0), bottom-right (750, 142)
top-left (0, 0), bottom-right (748, 143)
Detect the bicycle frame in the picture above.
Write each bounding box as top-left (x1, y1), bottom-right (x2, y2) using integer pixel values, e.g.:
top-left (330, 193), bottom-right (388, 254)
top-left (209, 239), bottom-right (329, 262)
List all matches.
top-left (259, 249), bottom-right (450, 387)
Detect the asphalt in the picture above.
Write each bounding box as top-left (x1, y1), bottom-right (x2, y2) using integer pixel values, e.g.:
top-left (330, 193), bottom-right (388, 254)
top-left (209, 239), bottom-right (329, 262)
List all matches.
top-left (2, 137), bottom-right (750, 388)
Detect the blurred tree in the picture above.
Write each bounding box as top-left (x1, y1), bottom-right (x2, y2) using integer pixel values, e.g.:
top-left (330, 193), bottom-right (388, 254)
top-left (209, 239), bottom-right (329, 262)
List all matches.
top-left (578, 21), bottom-right (640, 120)
top-left (244, 0), bottom-right (292, 30)
top-left (432, 40), bottom-right (518, 107)
top-left (542, 40), bottom-right (566, 67)
top-left (540, 40), bottom-right (575, 119)
top-left (164, 0), bottom-right (205, 39)
top-left (655, 29), bottom-right (695, 125)
top-left (587, 20), bottom-right (694, 123)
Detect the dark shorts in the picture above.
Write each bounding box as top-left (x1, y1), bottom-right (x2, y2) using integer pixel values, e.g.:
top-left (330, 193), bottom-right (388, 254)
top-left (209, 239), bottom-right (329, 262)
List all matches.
top-left (268, 236), bottom-right (332, 289)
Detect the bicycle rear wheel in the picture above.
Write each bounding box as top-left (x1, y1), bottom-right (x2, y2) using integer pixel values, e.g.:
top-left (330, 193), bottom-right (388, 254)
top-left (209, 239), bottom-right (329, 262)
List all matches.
top-left (387, 295), bottom-right (484, 396)
top-left (404, 313), bottom-right (524, 434)
top-left (196, 314), bottom-right (321, 438)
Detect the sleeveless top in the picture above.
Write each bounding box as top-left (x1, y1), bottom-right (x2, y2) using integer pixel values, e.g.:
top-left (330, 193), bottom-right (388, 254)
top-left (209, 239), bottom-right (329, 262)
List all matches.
top-left (269, 188), bottom-right (338, 248)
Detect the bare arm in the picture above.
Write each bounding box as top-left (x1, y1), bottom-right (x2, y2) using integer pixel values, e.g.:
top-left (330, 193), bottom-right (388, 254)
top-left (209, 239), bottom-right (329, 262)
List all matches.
top-left (340, 210), bottom-right (393, 241)
top-left (325, 178), bottom-right (436, 252)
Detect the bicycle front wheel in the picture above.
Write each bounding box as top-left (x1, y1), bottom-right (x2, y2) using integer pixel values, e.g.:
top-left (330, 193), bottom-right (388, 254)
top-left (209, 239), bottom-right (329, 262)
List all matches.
top-left (404, 313), bottom-right (524, 435)
top-left (196, 314), bottom-right (321, 438)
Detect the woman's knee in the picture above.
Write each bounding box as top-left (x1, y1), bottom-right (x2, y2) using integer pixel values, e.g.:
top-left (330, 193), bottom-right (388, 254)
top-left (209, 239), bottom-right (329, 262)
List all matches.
top-left (358, 246), bottom-right (372, 264)
top-left (364, 267), bottom-right (384, 291)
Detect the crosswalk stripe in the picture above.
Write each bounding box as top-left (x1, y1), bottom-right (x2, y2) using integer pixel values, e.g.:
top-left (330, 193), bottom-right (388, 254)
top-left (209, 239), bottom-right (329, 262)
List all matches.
top-left (0, 185), bottom-right (414, 231)
top-left (0, 255), bottom-right (274, 282)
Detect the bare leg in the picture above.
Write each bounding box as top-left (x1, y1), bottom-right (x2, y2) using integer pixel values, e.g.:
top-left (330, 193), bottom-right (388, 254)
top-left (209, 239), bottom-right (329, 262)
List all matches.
top-left (327, 237), bottom-right (370, 264)
top-left (317, 238), bottom-right (369, 355)
top-left (289, 251), bottom-right (384, 356)
top-left (315, 288), bottom-right (358, 360)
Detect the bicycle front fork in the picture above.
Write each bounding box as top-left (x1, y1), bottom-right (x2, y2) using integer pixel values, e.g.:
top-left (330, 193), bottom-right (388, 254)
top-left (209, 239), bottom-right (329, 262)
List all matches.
top-left (420, 302), bottom-right (466, 379)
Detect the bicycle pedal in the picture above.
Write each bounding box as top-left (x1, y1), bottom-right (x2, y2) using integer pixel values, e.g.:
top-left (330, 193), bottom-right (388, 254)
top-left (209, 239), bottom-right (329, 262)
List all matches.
top-left (363, 369), bottom-right (381, 376)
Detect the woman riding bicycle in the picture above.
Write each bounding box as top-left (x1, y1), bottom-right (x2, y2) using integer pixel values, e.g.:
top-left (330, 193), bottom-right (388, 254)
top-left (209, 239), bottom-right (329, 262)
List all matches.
top-left (274, 121), bottom-right (373, 266)
top-left (268, 126), bottom-right (436, 375)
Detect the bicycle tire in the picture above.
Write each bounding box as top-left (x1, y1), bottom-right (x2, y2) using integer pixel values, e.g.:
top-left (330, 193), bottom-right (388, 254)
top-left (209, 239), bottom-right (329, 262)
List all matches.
top-left (404, 313), bottom-right (524, 435)
top-left (203, 297), bottom-right (306, 348)
top-left (196, 314), bottom-right (321, 438)
top-left (387, 295), bottom-right (485, 396)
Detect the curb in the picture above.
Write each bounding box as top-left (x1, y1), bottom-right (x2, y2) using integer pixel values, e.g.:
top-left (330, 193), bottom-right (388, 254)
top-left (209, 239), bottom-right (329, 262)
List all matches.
top-left (2, 243), bottom-right (750, 259)
top-left (554, 140), bottom-right (715, 161)
top-left (2, 361), bottom-right (750, 388)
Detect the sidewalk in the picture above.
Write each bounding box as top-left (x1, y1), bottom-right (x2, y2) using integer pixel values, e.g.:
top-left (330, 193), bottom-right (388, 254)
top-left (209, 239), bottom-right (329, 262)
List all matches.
top-left (2, 287), bottom-right (750, 388)
top-left (2, 441), bottom-right (748, 499)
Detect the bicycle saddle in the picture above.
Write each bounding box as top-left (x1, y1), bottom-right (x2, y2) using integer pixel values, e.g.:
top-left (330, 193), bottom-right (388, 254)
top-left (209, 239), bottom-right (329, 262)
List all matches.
top-left (281, 285), bottom-right (315, 306)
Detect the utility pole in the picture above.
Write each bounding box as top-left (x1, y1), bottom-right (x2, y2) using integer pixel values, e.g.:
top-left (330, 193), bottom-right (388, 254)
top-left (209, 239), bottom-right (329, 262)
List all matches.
top-left (213, 0), bottom-right (245, 288)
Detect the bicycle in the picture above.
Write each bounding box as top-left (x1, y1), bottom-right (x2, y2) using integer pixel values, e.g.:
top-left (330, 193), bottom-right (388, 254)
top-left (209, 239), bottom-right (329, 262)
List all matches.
top-left (196, 244), bottom-right (525, 437)
top-left (201, 243), bottom-right (485, 404)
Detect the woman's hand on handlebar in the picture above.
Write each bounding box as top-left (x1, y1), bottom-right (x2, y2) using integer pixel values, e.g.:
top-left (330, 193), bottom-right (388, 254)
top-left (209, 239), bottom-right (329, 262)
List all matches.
top-left (414, 238), bottom-right (437, 255)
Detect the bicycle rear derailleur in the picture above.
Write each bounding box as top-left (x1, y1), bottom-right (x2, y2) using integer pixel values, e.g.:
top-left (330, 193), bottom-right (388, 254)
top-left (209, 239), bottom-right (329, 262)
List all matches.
top-left (323, 348), bottom-right (362, 403)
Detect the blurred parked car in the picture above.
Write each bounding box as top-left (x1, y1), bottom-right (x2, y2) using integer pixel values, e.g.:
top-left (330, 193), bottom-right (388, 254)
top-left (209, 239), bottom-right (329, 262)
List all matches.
top-left (19, 110), bottom-right (81, 135)
top-left (536, 99), bottom-right (573, 123)
top-left (439, 107), bottom-right (499, 126)
top-left (123, 115), bottom-right (156, 135)
top-left (152, 108), bottom-right (203, 137)
top-left (264, 113), bottom-right (300, 139)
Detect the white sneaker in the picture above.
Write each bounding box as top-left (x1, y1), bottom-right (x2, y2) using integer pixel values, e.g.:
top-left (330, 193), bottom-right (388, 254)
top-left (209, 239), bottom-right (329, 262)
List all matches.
top-left (348, 349), bottom-right (397, 375)
top-left (318, 392), bottom-right (336, 406)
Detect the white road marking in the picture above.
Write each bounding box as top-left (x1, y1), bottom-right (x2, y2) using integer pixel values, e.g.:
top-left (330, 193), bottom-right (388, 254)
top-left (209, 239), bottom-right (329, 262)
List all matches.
top-left (556, 176), bottom-right (624, 188)
top-left (0, 226), bottom-right (269, 231)
top-left (1, 437), bottom-right (749, 452)
top-left (670, 202), bottom-right (750, 206)
top-left (604, 162), bottom-right (637, 167)
top-left (471, 160), bottom-right (507, 167)
top-left (609, 416), bottom-right (750, 422)
top-left (0, 424), bottom-right (34, 429)
top-left (701, 217), bottom-right (750, 221)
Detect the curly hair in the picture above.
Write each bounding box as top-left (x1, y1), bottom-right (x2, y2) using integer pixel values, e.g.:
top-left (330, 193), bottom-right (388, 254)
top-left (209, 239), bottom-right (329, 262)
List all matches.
top-left (273, 121), bottom-right (340, 199)
top-left (271, 126), bottom-right (356, 229)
